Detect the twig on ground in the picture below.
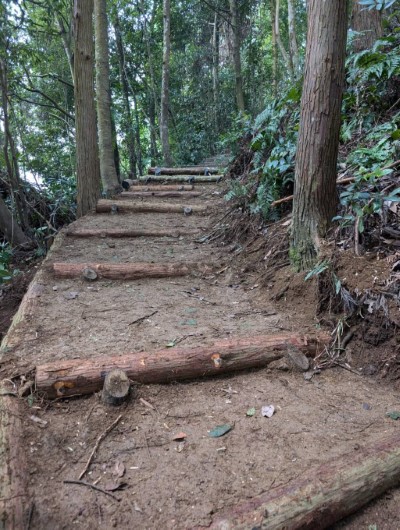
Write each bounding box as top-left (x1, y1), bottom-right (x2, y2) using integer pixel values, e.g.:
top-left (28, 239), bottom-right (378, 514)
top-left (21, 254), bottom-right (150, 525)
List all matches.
top-left (79, 414), bottom-right (122, 480)
top-left (64, 480), bottom-right (120, 502)
top-left (128, 310), bottom-right (158, 326)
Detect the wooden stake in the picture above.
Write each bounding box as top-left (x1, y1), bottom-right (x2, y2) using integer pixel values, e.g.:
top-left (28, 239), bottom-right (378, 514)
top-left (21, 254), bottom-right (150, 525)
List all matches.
top-left (35, 333), bottom-right (330, 398)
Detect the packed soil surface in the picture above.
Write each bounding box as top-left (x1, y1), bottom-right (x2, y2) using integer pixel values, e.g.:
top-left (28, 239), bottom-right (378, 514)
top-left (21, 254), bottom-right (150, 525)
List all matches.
top-left (1, 181), bottom-right (400, 529)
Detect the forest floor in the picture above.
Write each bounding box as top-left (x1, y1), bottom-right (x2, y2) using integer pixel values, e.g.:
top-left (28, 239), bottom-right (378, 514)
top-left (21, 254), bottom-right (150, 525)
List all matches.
top-left (1, 179), bottom-right (400, 529)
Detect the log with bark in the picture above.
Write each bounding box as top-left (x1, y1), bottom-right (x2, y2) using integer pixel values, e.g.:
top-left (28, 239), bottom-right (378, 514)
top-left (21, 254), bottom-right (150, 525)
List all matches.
top-left (197, 430), bottom-right (400, 529)
top-left (138, 175), bottom-right (221, 183)
top-left (52, 261), bottom-right (214, 280)
top-left (128, 184), bottom-right (195, 191)
top-left (35, 332), bottom-right (330, 398)
top-left (119, 191), bottom-right (202, 199)
top-left (96, 199), bottom-right (209, 215)
top-left (66, 228), bottom-right (201, 239)
top-left (0, 384), bottom-right (29, 529)
top-left (148, 166), bottom-right (219, 175)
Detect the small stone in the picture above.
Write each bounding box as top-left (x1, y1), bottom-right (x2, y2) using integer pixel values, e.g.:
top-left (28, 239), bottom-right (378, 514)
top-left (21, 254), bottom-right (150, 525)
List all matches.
top-left (82, 268), bottom-right (98, 282)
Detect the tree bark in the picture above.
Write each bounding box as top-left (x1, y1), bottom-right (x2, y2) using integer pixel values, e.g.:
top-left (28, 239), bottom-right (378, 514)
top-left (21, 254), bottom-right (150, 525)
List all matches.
top-left (275, 0), bottom-right (294, 79)
top-left (120, 191), bottom-right (202, 199)
top-left (66, 227), bottom-right (200, 238)
top-left (201, 431), bottom-right (400, 529)
top-left (0, 196), bottom-right (31, 246)
top-left (94, 0), bottom-right (121, 196)
top-left (127, 184), bottom-right (194, 191)
top-left (212, 11), bottom-right (220, 132)
top-left (229, 0), bottom-right (245, 112)
top-left (52, 261), bottom-right (214, 280)
top-left (36, 332), bottom-right (330, 398)
top-left (290, 0), bottom-right (348, 271)
top-left (160, 0), bottom-right (173, 165)
top-left (287, 0), bottom-right (300, 77)
top-left (270, 0), bottom-right (278, 97)
top-left (74, 0), bottom-right (101, 217)
top-left (138, 175), bottom-right (220, 183)
top-left (148, 166), bottom-right (219, 175)
top-left (96, 199), bottom-right (210, 214)
top-left (351, 0), bottom-right (383, 52)
top-left (114, 13), bottom-right (137, 179)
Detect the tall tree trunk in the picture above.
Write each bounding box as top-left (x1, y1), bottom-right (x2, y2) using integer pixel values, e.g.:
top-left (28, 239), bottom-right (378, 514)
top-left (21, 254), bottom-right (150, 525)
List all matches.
top-left (54, 11), bottom-right (74, 81)
top-left (132, 91), bottom-right (144, 175)
top-left (73, 0), bottom-right (101, 217)
top-left (94, 0), bottom-right (121, 195)
top-left (290, 0), bottom-right (348, 271)
top-left (229, 0), bottom-right (245, 112)
top-left (114, 14), bottom-right (137, 179)
top-left (270, 0), bottom-right (278, 97)
top-left (287, 0), bottom-right (300, 77)
top-left (351, 0), bottom-right (383, 52)
top-left (212, 11), bottom-right (220, 133)
top-left (275, 0), bottom-right (294, 78)
top-left (149, 94), bottom-right (158, 165)
top-left (160, 0), bottom-right (173, 166)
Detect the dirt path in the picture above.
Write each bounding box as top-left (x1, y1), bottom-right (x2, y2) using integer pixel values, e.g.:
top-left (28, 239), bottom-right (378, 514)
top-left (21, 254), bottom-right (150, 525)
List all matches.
top-left (2, 180), bottom-right (400, 529)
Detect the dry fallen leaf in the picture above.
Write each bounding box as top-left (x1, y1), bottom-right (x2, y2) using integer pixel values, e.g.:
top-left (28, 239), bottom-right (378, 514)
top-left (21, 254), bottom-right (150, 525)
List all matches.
top-left (172, 432), bottom-right (187, 441)
top-left (113, 461), bottom-right (125, 478)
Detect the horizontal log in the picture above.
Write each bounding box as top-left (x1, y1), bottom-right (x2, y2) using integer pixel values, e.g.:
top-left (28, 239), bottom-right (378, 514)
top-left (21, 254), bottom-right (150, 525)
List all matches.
top-left (35, 332), bottom-right (330, 398)
top-left (96, 199), bottom-right (209, 215)
top-left (66, 228), bottom-right (200, 239)
top-left (148, 166), bottom-right (219, 175)
top-left (119, 191), bottom-right (202, 199)
top-left (52, 261), bottom-right (213, 280)
top-left (200, 430), bottom-right (400, 530)
top-left (129, 184), bottom-right (195, 191)
top-left (138, 175), bottom-right (221, 183)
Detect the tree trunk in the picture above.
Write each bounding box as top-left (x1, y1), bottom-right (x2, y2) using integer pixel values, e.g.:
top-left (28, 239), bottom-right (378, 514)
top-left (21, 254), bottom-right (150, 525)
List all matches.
top-left (212, 11), bottom-right (220, 132)
top-left (114, 13), bottom-right (137, 179)
top-left (287, 0), bottom-right (300, 77)
top-left (275, 0), bottom-right (294, 78)
top-left (132, 91), bottom-right (144, 175)
top-left (120, 191), bottom-right (202, 199)
top-left (54, 10), bottom-right (74, 81)
top-left (290, 0), bottom-right (348, 271)
top-left (202, 430), bottom-right (400, 529)
top-left (270, 0), bottom-right (278, 97)
top-left (36, 332), bottom-right (330, 398)
top-left (351, 0), bottom-right (383, 52)
top-left (96, 199), bottom-right (210, 214)
top-left (73, 0), bottom-right (101, 217)
top-left (148, 166), bottom-right (219, 175)
top-left (94, 0), bottom-right (121, 196)
top-left (160, 0), bottom-right (173, 166)
top-left (0, 196), bottom-right (31, 247)
top-left (229, 0), bottom-right (245, 112)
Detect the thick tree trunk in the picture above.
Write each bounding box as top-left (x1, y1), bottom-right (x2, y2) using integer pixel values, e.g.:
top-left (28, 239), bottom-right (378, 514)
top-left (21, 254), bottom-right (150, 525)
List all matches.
top-left (290, 0), bottom-right (348, 271)
top-left (36, 332), bottom-right (330, 398)
top-left (66, 227), bottom-right (200, 238)
top-left (52, 261), bottom-right (213, 280)
top-left (351, 0), bottom-right (383, 52)
top-left (160, 0), bottom-right (173, 166)
top-left (73, 0), bottom-right (101, 217)
top-left (229, 0), bottom-right (245, 112)
top-left (202, 431), bottom-right (400, 529)
top-left (114, 14), bottom-right (137, 179)
top-left (287, 0), bottom-right (300, 77)
top-left (94, 0), bottom-right (121, 196)
top-left (0, 196), bottom-right (31, 246)
top-left (148, 166), bottom-right (219, 175)
top-left (96, 199), bottom-right (210, 214)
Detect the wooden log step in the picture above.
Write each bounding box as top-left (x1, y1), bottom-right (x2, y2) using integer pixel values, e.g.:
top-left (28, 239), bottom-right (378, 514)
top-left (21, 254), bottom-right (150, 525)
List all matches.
top-left (119, 191), bottom-right (202, 199)
top-left (148, 166), bottom-right (219, 175)
top-left (201, 430), bottom-right (400, 530)
top-left (35, 332), bottom-right (330, 398)
top-left (52, 261), bottom-right (214, 280)
top-left (128, 184), bottom-right (195, 191)
top-left (96, 199), bottom-right (209, 215)
top-left (137, 175), bottom-right (221, 183)
top-left (66, 228), bottom-right (200, 239)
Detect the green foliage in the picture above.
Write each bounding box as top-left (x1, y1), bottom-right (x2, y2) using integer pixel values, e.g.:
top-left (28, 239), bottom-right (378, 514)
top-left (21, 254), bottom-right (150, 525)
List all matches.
top-left (0, 243), bottom-right (13, 283)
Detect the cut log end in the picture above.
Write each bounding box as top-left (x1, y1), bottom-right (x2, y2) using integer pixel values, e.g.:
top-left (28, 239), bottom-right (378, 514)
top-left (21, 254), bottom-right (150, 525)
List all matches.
top-left (102, 370), bottom-right (130, 406)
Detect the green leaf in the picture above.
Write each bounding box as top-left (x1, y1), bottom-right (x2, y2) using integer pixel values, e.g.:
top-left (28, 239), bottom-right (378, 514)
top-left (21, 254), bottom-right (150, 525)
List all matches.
top-left (386, 411), bottom-right (400, 420)
top-left (246, 408), bottom-right (256, 417)
top-left (208, 423), bottom-right (233, 438)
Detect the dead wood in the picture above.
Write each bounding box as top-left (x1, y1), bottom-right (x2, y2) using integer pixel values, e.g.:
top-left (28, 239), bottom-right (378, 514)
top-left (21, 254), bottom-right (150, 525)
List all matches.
top-left (119, 191), bottom-right (202, 199)
top-left (52, 261), bottom-right (214, 280)
top-left (102, 370), bottom-right (130, 406)
top-left (66, 228), bottom-right (200, 238)
top-left (138, 175), bottom-right (220, 183)
top-left (128, 184), bottom-right (194, 191)
top-left (0, 384), bottom-right (28, 529)
top-left (199, 430), bottom-right (400, 530)
top-left (148, 167), bottom-right (219, 175)
top-left (35, 332), bottom-right (330, 398)
top-left (96, 199), bottom-right (209, 215)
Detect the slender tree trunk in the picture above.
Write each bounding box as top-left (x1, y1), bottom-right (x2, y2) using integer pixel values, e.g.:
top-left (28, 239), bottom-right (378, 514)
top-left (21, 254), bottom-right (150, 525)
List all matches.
top-left (0, 196), bottom-right (31, 246)
top-left (351, 0), bottom-right (383, 52)
top-left (212, 11), bottom-right (220, 132)
top-left (287, 0), bottom-right (299, 77)
top-left (275, 0), bottom-right (294, 79)
top-left (132, 91), bottom-right (144, 175)
top-left (94, 0), bottom-right (121, 195)
top-left (73, 0), bottom-right (101, 217)
top-left (229, 0), bottom-right (245, 112)
top-left (54, 11), bottom-right (74, 81)
top-left (160, 0), bottom-right (173, 166)
top-left (290, 0), bottom-right (348, 271)
top-left (114, 14), bottom-right (137, 179)
top-left (270, 0), bottom-right (278, 97)
top-left (149, 95), bottom-right (158, 165)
